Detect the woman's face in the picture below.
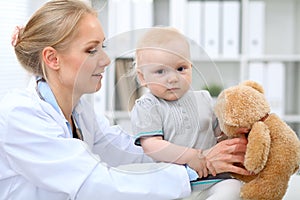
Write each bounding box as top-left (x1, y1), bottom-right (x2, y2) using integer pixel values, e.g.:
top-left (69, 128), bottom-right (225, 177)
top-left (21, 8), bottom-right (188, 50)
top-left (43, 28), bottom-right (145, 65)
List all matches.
top-left (57, 13), bottom-right (110, 96)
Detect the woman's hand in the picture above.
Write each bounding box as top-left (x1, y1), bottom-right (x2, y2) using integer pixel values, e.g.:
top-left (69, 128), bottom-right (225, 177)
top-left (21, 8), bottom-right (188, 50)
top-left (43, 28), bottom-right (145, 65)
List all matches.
top-left (203, 137), bottom-right (250, 176)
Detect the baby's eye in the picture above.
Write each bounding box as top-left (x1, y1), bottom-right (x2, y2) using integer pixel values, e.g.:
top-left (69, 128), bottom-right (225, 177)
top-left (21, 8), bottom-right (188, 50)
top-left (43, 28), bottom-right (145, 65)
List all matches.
top-left (177, 66), bottom-right (185, 72)
top-left (155, 69), bottom-right (165, 74)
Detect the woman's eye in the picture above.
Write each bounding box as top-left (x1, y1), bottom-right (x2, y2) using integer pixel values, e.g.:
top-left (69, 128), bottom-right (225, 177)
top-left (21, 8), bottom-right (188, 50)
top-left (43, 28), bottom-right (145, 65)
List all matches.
top-left (102, 40), bottom-right (107, 48)
top-left (87, 48), bottom-right (98, 55)
top-left (102, 42), bottom-right (107, 49)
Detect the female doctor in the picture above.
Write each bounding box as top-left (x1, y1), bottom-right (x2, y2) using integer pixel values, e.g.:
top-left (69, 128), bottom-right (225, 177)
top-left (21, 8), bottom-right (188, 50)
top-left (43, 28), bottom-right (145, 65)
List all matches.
top-left (0, 0), bottom-right (249, 199)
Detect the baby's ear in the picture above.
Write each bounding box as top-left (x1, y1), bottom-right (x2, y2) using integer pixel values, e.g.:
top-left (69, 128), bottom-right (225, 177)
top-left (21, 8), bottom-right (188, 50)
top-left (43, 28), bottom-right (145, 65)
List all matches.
top-left (136, 69), bottom-right (147, 87)
top-left (240, 80), bottom-right (264, 94)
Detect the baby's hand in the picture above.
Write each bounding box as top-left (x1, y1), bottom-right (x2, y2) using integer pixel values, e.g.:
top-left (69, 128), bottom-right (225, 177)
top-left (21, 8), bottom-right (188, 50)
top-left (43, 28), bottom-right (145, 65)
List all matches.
top-left (187, 149), bottom-right (208, 178)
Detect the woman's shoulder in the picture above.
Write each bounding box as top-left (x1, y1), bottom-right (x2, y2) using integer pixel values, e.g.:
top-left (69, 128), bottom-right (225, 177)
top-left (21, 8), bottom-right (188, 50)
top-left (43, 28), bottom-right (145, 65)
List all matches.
top-left (1, 89), bottom-right (37, 109)
top-left (0, 89), bottom-right (71, 140)
top-left (0, 88), bottom-right (49, 120)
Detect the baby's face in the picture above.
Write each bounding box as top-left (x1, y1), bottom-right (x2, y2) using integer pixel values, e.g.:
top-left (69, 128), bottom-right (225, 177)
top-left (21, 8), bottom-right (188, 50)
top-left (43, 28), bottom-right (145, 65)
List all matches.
top-left (137, 48), bottom-right (192, 101)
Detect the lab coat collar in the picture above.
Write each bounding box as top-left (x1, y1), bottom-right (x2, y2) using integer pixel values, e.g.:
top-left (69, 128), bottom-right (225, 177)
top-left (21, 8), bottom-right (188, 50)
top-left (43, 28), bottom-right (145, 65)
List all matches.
top-left (34, 77), bottom-right (77, 137)
top-left (34, 76), bottom-right (85, 116)
top-left (36, 77), bottom-right (62, 115)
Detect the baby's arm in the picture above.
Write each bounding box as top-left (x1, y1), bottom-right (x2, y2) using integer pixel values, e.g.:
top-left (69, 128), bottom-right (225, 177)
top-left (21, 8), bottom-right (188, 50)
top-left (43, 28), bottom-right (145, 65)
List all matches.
top-left (140, 136), bottom-right (208, 178)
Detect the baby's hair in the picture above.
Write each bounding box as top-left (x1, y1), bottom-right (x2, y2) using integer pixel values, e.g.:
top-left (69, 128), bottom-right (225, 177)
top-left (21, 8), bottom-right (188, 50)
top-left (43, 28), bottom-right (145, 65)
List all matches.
top-left (136, 27), bottom-right (189, 49)
top-left (135, 27), bottom-right (191, 69)
top-left (13, 0), bottom-right (97, 79)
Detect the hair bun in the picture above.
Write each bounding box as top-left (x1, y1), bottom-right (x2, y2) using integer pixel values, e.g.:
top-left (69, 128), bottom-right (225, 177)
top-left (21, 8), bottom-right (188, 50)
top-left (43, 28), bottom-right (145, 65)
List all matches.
top-left (11, 26), bottom-right (24, 47)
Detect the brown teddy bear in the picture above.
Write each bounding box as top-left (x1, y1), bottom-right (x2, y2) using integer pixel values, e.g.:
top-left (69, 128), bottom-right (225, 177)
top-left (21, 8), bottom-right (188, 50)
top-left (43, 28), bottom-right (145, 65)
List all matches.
top-left (214, 80), bottom-right (300, 200)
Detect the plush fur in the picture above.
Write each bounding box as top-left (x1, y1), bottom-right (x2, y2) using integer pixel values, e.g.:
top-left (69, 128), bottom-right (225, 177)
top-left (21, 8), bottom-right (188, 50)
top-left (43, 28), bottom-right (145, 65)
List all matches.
top-left (214, 80), bottom-right (300, 200)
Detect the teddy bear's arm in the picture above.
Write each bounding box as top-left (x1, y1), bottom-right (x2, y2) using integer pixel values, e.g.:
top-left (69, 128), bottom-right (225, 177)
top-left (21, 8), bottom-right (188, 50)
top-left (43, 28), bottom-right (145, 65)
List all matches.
top-left (244, 121), bottom-right (271, 174)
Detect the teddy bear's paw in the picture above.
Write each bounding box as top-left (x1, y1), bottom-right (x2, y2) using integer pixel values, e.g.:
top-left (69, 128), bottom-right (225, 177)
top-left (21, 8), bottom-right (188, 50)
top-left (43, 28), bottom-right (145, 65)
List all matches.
top-left (244, 121), bottom-right (271, 173)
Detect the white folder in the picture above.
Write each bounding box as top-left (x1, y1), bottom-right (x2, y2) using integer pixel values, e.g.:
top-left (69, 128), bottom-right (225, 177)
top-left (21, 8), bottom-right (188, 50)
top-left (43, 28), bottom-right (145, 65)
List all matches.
top-left (265, 62), bottom-right (285, 117)
top-left (248, 62), bottom-right (266, 86)
top-left (186, 0), bottom-right (202, 46)
top-left (169, 0), bottom-right (187, 34)
top-left (248, 1), bottom-right (265, 55)
top-left (248, 62), bottom-right (285, 117)
top-left (203, 1), bottom-right (220, 57)
top-left (108, 0), bottom-right (131, 37)
top-left (132, 0), bottom-right (153, 30)
top-left (222, 1), bottom-right (240, 57)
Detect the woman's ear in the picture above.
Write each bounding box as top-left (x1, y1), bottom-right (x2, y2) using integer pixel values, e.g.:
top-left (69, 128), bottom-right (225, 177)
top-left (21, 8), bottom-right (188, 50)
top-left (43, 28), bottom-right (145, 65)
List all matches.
top-left (42, 47), bottom-right (59, 71)
top-left (137, 69), bottom-right (147, 87)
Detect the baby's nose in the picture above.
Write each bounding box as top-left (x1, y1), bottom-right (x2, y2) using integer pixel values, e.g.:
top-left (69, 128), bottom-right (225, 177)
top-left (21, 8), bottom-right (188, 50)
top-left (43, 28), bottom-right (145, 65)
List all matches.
top-left (167, 72), bottom-right (179, 83)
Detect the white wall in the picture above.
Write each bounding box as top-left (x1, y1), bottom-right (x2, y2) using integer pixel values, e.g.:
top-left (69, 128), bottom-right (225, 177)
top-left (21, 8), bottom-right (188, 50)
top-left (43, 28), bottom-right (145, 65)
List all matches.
top-left (0, 0), bottom-right (50, 99)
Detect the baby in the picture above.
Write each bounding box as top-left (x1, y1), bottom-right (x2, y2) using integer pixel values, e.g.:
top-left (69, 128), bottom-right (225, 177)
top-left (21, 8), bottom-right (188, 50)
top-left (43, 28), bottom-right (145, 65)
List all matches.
top-left (131, 27), bottom-right (217, 178)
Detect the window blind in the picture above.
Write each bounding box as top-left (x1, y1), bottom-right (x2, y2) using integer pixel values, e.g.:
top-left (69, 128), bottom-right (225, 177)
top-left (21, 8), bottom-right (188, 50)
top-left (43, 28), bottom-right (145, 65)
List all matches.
top-left (0, 1), bottom-right (31, 98)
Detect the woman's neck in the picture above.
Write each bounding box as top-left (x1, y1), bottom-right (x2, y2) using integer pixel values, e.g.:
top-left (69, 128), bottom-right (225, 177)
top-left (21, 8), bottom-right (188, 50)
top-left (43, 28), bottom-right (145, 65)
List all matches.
top-left (49, 82), bottom-right (80, 121)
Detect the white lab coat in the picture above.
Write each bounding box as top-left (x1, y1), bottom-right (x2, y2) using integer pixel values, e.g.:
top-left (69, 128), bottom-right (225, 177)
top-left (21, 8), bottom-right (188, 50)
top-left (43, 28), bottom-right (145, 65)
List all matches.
top-left (0, 78), bottom-right (191, 200)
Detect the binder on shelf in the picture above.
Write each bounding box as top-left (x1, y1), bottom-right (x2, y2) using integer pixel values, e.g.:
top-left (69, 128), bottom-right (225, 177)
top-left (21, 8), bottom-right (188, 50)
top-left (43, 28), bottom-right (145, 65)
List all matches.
top-left (265, 62), bottom-right (285, 117)
top-left (108, 0), bottom-right (131, 37)
top-left (222, 1), bottom-right (240, 57)
top-left (132, 0), bottom-right (153, 30)
top-left (186, 0), bottom-right (202, 46)
top-left (248, 62), bottom-right (285, 117)
top-left (169, 0), bottom-right (186, 34)
top-left (203, 1), bottom-right (220, 57)
top-left (248, 1), bottom-right (265, 56)
top-left (248, 62), bottom-right (265, 86)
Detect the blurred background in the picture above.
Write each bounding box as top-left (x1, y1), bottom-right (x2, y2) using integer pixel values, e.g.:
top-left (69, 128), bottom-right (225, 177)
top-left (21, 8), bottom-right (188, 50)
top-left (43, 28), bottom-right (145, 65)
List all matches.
top-left (1, 0), bottom-right (299, 136)
top-left (1, 1), bottom-right (299, 198)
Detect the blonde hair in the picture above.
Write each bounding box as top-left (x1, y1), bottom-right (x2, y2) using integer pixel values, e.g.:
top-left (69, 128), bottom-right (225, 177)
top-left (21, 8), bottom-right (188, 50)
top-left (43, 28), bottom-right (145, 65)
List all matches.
top-left (135, 27), bottom-right (191, 65)
top-left (13, 0), bottom-right (97, 77)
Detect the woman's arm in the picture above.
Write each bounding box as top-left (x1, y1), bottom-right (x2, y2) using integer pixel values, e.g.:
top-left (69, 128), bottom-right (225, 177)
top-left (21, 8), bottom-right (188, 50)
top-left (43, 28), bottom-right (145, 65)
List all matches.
top-left (4, 104), bottom-right (191, 200)
top-left (76, 162), bottom-right (191, 200)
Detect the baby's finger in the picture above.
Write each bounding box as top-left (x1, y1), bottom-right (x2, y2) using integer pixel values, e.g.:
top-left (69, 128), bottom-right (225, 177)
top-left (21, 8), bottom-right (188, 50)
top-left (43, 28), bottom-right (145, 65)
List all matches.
top-left (197, 169), bottom-right (203, 179)
top-left (206, 160), bottom-right (216, 176)
top-left (202, 163), bottom-right (208, 177)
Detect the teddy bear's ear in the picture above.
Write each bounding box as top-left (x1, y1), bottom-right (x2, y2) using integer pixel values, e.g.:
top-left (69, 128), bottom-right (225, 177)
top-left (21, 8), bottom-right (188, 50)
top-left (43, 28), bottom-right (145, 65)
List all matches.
top-left (240, 80), bottom-right (264, 94)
